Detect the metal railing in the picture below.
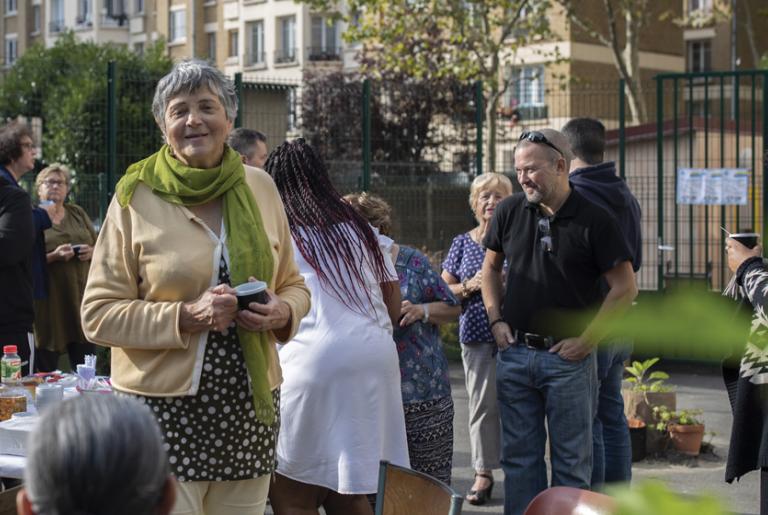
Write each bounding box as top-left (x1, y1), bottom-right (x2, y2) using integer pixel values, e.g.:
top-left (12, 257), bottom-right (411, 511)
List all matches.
top-left (245, 52), bottom-right (266, 67)
top-left (306, 46), bottom-right (342, 62)
top-left (274, 48), bottom-right (297, 64)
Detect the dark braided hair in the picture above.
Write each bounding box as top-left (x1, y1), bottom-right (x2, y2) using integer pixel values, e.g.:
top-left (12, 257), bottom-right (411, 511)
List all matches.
top-left (266, 138), bottom-right (393, 318)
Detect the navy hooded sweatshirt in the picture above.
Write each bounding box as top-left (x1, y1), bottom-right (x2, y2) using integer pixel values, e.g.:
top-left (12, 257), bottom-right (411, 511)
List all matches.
top-left (570, 161), bottom-right (642, 272)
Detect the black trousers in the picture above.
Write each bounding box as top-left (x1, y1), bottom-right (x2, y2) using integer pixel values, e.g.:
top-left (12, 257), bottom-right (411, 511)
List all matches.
top-left (0, 332), bottom-right (32, 377)
top-left (35, 341), bottom-right (95, 372)
top-left (762, 468), bottom-right (768, 515)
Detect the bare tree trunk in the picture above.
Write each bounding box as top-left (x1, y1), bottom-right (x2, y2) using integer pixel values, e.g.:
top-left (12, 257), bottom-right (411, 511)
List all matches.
top-left (623, 8), bottom-right (648, 123)
top-left (742, 0), bottom-right (761, 68)
top-left (486, 92), bottom-right (499, 174)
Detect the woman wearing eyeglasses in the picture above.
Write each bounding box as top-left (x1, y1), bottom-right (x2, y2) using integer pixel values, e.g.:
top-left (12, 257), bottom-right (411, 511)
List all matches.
top-left (33, 164), bottom-right (97, 371)
top-left (441, 172), bottom-right (513, 505)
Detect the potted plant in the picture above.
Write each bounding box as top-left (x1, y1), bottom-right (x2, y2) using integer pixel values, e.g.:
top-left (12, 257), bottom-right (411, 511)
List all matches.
top-left (622, 358), bottom-right (677, 454)
top-left (623, 357), bottom-right (676, 424)
top-left (653, 405), bottom-right (706, 456)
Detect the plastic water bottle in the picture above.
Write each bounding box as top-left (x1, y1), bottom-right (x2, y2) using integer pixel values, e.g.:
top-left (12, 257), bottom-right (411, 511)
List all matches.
top-left (1, 346), bottom-right (21, 385)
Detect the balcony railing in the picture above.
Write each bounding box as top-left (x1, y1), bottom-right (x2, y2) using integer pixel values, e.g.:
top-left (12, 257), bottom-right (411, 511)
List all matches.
top-left (307, 46), bottom-right (341, 62)
top-left (274, 47), bottom-right (297, 64)
top-left (246, 52), bottom-right (266, 67)
top-left (101, 13), bottom-right (128, 27)
top-left (75, 14), bottom-right (93, 28)
top-left (49, 20), bottom-right (65, 33)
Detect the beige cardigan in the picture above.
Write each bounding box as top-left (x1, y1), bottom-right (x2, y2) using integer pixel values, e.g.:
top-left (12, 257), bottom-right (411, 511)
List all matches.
top-left (81, 166), bottom-right (310, 397)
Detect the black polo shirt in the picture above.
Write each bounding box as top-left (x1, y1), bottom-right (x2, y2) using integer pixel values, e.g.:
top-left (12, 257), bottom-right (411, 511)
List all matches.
top-left (483, 189), bottom-right (631, 340)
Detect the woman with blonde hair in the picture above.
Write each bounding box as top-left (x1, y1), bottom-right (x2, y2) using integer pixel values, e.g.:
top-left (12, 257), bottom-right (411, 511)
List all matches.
top-left (441, 172), bottom-right (513, 505)
top-left (33, 164), bottom-right (97, 371)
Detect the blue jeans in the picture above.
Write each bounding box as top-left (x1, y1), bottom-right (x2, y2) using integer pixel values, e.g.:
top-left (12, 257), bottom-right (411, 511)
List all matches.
top-left (496, 345), bottom-right (597, 515)
top-left (591, 343), bottom-right (632, 487)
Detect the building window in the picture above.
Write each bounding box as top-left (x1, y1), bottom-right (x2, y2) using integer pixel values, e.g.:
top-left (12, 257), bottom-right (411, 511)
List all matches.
top-left (503, 65), bottom-right (547, 120)
top-left (228, 29), bottom-right (238, 58)
top-left (309, 16), bottom-right (340, 60)
top-left (207, 32), bottom-right (216, 61)
top-left (134, 0), bottom-right (143, 13)
top-left (689, 0), bottom-right (712, 13)
top-left (5, 0), bottom-right (17, 14)
top-left (76, 0), bottom-right (92, 26)
top-left (688, 40), bottom-right (711, 73)
top-left (4, 37), bottom-right (17, 67)
top-left (49, 0), bottom-right (64, 32)
top-left (247, 20), bottom-right (264, 66)
top-left (276, 16), bottom-right (296, 63)
top-left (169, 9), bottom-right (186, 43)
top-left (32, 4), bottom-right (41, 33)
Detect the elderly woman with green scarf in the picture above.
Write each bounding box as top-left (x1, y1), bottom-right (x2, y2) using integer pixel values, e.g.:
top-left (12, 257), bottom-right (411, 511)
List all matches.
top-left (81, 60), bottom-right (310, 515)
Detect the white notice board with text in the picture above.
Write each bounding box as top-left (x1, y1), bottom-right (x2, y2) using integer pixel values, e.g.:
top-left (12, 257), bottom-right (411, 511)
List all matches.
top-left (676, 168), bottom-right (749, 205)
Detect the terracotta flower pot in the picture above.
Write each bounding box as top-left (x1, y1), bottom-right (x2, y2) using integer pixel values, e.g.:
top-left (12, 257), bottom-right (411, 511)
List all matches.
top-left (668, 423), bottom-right (705, 456)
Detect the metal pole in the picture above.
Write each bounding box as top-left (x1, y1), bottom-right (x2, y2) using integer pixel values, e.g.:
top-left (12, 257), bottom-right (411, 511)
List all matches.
top-left (362, 79), bottom-right (371, 191)
top-left (656, 77), bottom-right (665, 292)
top-left (475, 80), bottom-right (483, 176)
top-left (107, 60), bottom-right (117, 197)
top-left (619, 79), bottom-right (626, 180)
top-left (234, 72), bottom-right (243, 129)
top-left (762, 73), bottom-right (768, 244)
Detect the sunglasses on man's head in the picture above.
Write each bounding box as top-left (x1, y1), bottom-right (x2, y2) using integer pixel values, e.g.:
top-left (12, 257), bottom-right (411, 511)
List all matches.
top-left (519, 131), bottom-right (564, 157)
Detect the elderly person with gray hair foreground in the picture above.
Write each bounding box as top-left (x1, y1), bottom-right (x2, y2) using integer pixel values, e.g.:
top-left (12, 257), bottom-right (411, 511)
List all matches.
top-left (81, 59), bottom-right (310, 515)
top-left (17, 395), bottom-right (176, 515)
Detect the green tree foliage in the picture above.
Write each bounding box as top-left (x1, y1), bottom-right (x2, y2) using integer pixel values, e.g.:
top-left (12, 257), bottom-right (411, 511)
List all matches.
top-left (0, 33), bottom-right (172, 177)
top-left (301, 0), bottom-right (555, 173)
top-left (300, 70), bottom-right (475, 183)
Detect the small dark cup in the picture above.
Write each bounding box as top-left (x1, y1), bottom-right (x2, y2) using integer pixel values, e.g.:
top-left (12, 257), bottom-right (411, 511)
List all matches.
top-left (235, 281), bottom-right (269, 310)
top-left (71, 244), bottom-right (82, 257)
top-left (731, 233), bottom-right (759, 249)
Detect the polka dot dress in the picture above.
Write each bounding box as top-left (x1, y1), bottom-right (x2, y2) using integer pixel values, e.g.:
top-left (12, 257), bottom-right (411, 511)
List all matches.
top-left (123, 257), bottom-right (279, 482)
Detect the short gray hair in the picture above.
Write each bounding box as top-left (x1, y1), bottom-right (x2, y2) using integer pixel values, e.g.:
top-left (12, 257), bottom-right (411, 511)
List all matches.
top-left (152, 59), bottom-right (238, 133)
top-left (25, 395), bottom-right (170, 515)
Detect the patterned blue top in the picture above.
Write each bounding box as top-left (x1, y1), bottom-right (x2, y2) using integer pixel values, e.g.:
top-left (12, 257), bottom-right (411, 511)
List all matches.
top-left (442, 232), bottom-right (494, 344)
top-left (394, 246), bottom-right (458, 404)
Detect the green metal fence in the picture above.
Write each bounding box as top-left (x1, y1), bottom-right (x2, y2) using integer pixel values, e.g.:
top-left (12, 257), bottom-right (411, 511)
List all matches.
top-left (18, 62), bottom-right (767, 293)
top-left (654, 70), bottom-right (768, 293)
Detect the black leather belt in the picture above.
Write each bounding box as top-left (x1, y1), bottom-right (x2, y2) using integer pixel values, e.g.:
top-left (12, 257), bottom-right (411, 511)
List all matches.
top-left (512, 329), bottom-right (557, 350)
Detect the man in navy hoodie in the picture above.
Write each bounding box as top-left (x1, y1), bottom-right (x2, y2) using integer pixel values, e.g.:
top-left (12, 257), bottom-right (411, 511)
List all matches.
top-left (562, 118), bottom-right (642, 488)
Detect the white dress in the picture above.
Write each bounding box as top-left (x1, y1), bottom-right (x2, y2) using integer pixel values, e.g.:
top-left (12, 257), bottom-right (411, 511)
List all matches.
top-left (276, 224), bottom-right (410, 494)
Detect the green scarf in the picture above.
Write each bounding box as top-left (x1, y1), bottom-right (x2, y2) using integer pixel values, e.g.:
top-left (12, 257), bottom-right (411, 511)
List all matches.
top-left (116, 144), bottom-right (276, 425)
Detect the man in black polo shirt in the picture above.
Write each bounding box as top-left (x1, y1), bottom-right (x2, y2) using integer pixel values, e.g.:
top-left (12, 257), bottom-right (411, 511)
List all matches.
top-left (481, 128), bottom-right (637, 515)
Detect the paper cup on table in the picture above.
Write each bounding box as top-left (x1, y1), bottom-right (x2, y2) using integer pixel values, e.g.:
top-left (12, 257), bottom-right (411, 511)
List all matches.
top-left (35, 384), bottom-right (63, 415)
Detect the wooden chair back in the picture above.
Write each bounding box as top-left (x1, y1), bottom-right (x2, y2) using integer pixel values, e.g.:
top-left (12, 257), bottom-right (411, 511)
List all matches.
top-left (524, 486), bottom-right (616, 515)
top-left (374, 460), bottom-right (463, 515)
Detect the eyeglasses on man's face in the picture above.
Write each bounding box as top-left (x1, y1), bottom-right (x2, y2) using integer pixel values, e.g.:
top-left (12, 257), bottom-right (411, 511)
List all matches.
top-left (42, 179), bottom-right (66, 188)
top-left (538, 216), bottom-right (553, 253)
top-left (20, 141), bottom-right (35, 151)
top-left (519, 131), bottom-right (564, 158)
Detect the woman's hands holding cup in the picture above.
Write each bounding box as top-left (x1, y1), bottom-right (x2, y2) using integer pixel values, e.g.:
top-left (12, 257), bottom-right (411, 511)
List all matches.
top-left (726, 237), bottom-right (763, 273)
top-left (180, 284), bottom-right (238, 333)
top-left (236, 277), bottom-right (291, 334)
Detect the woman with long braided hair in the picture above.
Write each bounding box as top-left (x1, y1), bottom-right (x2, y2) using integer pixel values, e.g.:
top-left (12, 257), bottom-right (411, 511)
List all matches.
top-left (266, 139), bottom-right (409, 515)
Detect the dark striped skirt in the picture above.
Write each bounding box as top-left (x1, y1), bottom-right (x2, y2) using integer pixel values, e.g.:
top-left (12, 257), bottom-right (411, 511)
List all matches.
top-left (404, 395), bottom-right (454, 485)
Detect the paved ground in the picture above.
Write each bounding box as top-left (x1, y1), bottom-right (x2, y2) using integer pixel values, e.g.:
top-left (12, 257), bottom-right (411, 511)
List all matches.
top-left (449, 362), bottom-right (760, 515)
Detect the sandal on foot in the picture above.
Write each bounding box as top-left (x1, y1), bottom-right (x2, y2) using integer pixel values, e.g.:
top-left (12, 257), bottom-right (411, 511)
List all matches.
top-left (466, 472), bottom-right (494, 505)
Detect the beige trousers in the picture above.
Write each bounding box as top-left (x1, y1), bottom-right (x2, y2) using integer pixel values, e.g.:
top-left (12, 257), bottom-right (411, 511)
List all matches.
top-left (461, 342), bottom-right (501, 470)
top-left (171, 475), bottom-right (271, 515)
